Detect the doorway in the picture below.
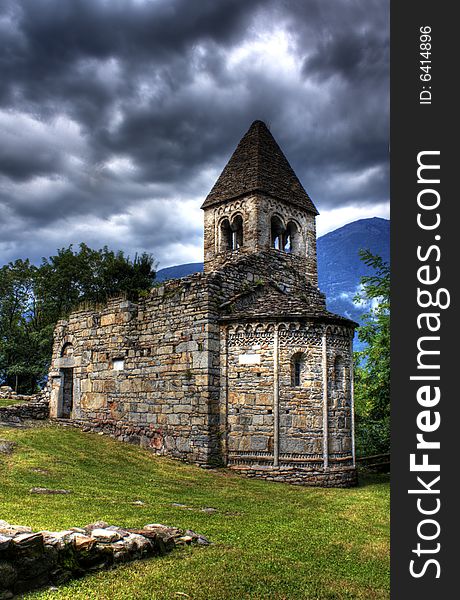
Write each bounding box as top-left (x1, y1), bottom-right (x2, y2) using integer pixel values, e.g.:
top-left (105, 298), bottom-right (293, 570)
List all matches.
top-left (60, 368), bottom-right (74, 418)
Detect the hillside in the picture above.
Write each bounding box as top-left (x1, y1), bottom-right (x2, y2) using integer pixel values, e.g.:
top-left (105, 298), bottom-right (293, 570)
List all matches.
top-left (156, 217), bottom-right (390, 325)
top-left (0, 422), bottom-right (390, 599)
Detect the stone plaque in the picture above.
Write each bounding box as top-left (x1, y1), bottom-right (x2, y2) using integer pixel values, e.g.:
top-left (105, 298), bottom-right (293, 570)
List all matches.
top-left (238, 353), bottom-right (261, 365)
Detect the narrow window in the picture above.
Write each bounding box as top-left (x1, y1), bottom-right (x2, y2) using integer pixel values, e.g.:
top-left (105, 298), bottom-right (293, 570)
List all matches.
top-left (231, 214), bottom-right (243, 249)
top-left (291, 352), bottom-right (305, 387)
top-left (271, 216), bottom-right (284, 250)
top-left (294, 361), bottom-right (301, 386)
top-left (220, 218), bottom-right (232, 251)
top-left (283, 221), bottom-right (298, 253)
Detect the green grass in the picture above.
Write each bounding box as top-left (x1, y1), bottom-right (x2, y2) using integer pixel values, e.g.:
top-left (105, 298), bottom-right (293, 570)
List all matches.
top-left (0, 423), bottom-right (390, 599)
top-left (0, 397), bottom-right (23, 407)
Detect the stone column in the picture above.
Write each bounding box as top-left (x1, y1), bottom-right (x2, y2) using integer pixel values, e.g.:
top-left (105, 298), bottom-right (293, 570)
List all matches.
top-left (221, 326), bottom-right (229, 464)
top-left (273, 326), bottom-right (279, 467)
top-left (322, 329), bottom-right (329, 468)
top-left (350, 337), bottom-right (356, 467)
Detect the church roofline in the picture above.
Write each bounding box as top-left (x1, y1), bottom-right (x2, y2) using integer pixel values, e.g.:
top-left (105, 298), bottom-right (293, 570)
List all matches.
top-left (219, 312), bottom-right (358, 329)
top-left (200, 188), bottom-right (320, 214)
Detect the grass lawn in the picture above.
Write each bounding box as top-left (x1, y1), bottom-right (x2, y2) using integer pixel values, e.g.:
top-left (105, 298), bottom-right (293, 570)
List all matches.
top-left (0, 423), bottom-right (389, 599)
top-left (0, 397), bottom-right (23, 407)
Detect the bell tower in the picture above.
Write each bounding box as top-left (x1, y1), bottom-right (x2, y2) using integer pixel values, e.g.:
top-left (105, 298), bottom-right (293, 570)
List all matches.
top-left (201, 121), bottom-right (319, 285)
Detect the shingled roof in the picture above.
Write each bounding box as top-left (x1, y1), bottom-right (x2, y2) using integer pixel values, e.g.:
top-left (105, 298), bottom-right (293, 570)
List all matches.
top-left (201, 120), bottom-right (318, 214)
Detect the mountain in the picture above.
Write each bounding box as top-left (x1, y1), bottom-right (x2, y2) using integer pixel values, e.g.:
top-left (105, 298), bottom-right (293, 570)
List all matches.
top-left (156, 217), bottom-right (390, 329)
top-left (155, 263), bottom-right (204, 282)
top-left (317, 217), bottom-right (389, 323)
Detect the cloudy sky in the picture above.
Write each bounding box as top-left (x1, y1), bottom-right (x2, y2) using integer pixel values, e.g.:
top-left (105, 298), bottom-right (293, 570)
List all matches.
top-left (0, 0), bottom-right (389, 270)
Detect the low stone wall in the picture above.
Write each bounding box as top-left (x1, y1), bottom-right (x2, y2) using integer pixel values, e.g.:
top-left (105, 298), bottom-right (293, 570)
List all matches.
top-left (0, 520), bottom-right (209, 598)
top-left (51, 418), bottom-right (187, 460)
top-left (0, 401), bottom-right (49, 424)
top-left (230, 465), bottom-right (358, 487)
top-left (0, 386), bottom-right (48, 402)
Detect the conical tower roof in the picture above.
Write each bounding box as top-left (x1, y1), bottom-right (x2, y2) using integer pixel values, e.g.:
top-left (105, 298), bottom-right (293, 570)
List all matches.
top-left (201, 120), bottom-right (318, 214)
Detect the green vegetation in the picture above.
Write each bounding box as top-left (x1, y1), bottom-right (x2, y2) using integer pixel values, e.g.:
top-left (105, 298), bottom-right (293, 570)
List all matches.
top-left (0, 245), bottom-right (156, 393)
top-left (354, 251), bottom-right (390, 457)
top-left (0, 423), bottom-right (389, 599)
top-left (0, 397), bottom-right (23, 408)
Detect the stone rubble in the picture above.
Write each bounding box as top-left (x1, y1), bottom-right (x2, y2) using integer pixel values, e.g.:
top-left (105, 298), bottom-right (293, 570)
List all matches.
top-left (29, 488), bottom-right (72, 495)
top-left (0, 440), bottom-right (16, 455)
top-left (0, 520), bottom-right (210, 598)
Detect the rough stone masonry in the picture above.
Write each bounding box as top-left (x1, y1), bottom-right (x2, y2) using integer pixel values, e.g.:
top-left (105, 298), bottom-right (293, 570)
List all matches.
top-left (47, 120), bottom-right (357, 487)
top-left (0, 520), bottom-right (209, 598)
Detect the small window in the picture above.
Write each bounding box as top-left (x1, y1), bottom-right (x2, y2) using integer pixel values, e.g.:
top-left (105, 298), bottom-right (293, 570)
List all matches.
top-left (220, 218), bottom-right (232, 251)
top-left (231, 214), bottom-right (244, 249)
top-left (283, 221), bottom-right (298, 254)
top-left (294, 361), bottom-right (301, 386)
top-left (291, 352), bottom-right (306, 387)
top-left (113, 358), bottom-right (125, 371)
top-left (271, 216), bottom-right (284, 250)
top-left (61, 342), bottom-right (74, 357)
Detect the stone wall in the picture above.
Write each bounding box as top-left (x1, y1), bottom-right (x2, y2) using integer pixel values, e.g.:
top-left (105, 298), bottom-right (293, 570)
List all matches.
top-left (0, 520), bottom-right (209, 598)
top-left (0, 390), bottom-right (49, 424)
top-left (49, 275), bottom-right (223, 465)
top-left (47, 248), bottom-right (328, 466)
top-left (230, 465), bottom-right (357, 487)
top-left (0, 402), bottom-right (49, 424)
top-left (221, 320), bottom-right (354, 480)
top-left (0, 386), bottom-right (47, 403)
top-left (47, 231), bottom-right (356, 485)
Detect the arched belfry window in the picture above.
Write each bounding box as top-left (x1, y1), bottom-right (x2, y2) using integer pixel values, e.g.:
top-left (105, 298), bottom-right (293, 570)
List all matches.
top-left (291, 352), bottom-right (306, 387)
top-left (272, 216), bottom-right (301, 254)
top-left (220, 218), bottom-right (232, 251)
top-left (283, 221), bottom-right (298, 253)
top-left (271, 216), bottom-right (284, 250)
top-left (231, 214), bottom-right (243, 249)
top-left (220, 215), bottom-right (243, 251)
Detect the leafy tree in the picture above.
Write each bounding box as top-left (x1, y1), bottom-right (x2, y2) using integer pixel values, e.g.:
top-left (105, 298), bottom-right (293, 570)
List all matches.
top-left (353, 250), bottom-right (390, 456)
top-left (0, 259), bottom-right (46, 392)
top-left (0, 245), bottom-right (156, 393)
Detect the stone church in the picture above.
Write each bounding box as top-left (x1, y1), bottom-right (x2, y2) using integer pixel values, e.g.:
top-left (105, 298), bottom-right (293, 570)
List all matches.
top-left (48, 121), bottom-right (357, 487)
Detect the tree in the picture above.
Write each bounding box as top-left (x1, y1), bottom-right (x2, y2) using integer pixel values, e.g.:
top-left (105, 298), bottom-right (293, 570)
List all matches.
top-left (0, 259), bottom-right (46, 392)
top-left (353, 250), bottom-right (390, 456)
top-left (0, 245), bottom-right (156, 393)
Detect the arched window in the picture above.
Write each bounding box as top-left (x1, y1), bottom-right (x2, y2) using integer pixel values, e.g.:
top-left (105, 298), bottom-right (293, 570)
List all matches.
top-left (283, 221), bottom-right (298, 253)
top-left (291, 352), bottom-right (306, 387)
top-left (61, 342), bottom-right (74, 357)
top-left (271, 216), bottom-right (284, 250)
top-left (220, 218), bottom-right (232, 251)
top-left (231, 214), bottom-right (243, 249)
top-left (220, 215), bottom-right (243, 251)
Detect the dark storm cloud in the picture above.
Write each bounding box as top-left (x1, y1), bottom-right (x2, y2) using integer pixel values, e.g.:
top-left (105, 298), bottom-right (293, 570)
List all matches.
top-left (0, 0), bottom-right (389, 268)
